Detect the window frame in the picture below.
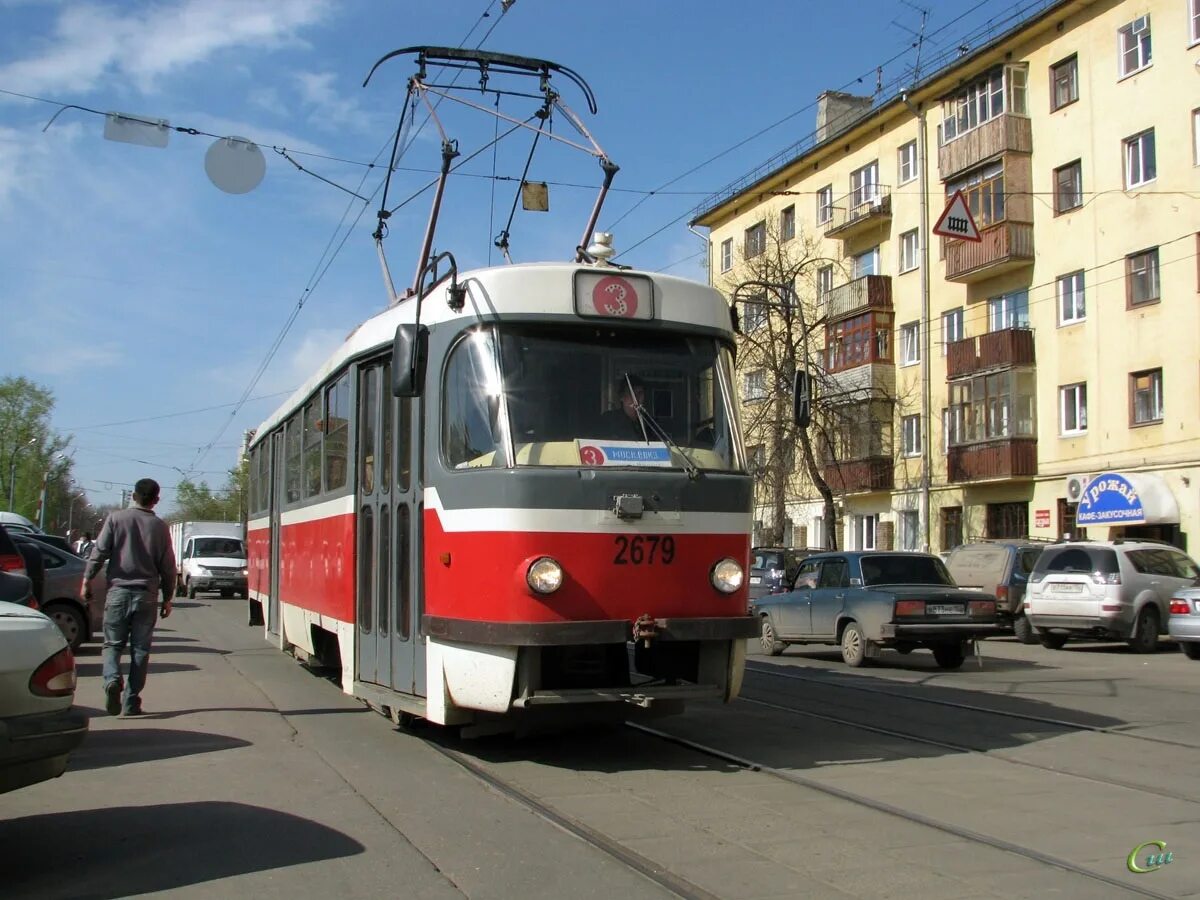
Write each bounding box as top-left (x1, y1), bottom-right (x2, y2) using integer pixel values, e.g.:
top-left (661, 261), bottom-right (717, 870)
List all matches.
top-left (939, 64), bottom-right (1028, 144)
top-left (1192, 0), bottom-right (1200, 46)
top-left (780, 204), bottom-right (796, 242)
top-left (1125, 247), bottom-right (1161, 308)
top-left (1123, 129), bottom-right (1157, 189)
top-left (744, 221), bottom-right (766, 259)
top-left (987, 290), bottom-right (1030, 331)
top-left (816, 185), bottom-right (833, 225)
top-left (898, 141), bottom-right (917, 185)
top-left (941, 308), bottom-right (964, 356)
top-left (1057, 270), bottom-right (1086, 325)
top-left (742, 295), bottom-right (768, 332)
top-left (1194, 108), bottom-right (1200, 167)
top-left (946, 160), bottom-right (1006, 228)
top-left (743, 369), bottom-right (767, 403)
top-left (1054, 159), bottom-right (1083, 214)
top-left (1129, 368), bottom-right (1163, 426)
top-left (322, 370), bottom-right (351, 494)
top-left (1118, 15), bottom-right (1152, 79)
top-left (1059, 382), bottom-right (1088, 436)
top-left (825, 310), bottom-right (894, 373)
top-left (948, 369), bottom-right (1037, 446)
top-left (901, 414), bottom-right (922, 457)
top-left (899, 229), bottom-right (919, 273)
top-left (1050, 54), bottom-right (1079, 111)
top-left (719, 238), bottom-right (732, 273)
top-left (816, 264), bottom-right (834, 301)
top-left (899, 321), bottom-right (921, 367)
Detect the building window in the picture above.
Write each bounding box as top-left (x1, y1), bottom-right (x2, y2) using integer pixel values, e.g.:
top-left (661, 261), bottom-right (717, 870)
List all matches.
top-left (853, 246), bottom-right (880, 279)
top-left (900, 321), bottom-right (920, 366)
top-left (947, 161), bottom-right (1005, 228)
top-left (986, 502), bottom-right (1029, 540)
top-left (744, 221), bottom-right (766, 259)
top-left (811, 516), bottom-right (825, 550)
top-left (898, 511), bottom-right (920, 551)
top-left (816, 264), bottom-right (834, 301)
top-left (719, 238), bottom-right (732, 272)
top-left (901, 415), bottom-right (921, 457)
top-left (743, 369), bottom-right (767, 402)
top-left (825, 311), bottom-right (894, 373)
top-left (941, 506), bottom-right (964, 551)
top-left (948, 370), bottom-right (1038, 444)
top-left (898, 141), bottom-right (917, 184)
top-left (1192, 0), bottom-right (1200, 45)
top-left (743, 296), bottom-right (768, 332)
top-left (1057, 271), bottom-right (1086, 324)
top-left (940, 64), bottom-right (1027, 143)
top-left (1118, 16), bottom-right (1152, 78)
top-left (1124, 129), bottom-right (1157, 188)
top-left (853, 514), bottom-right (878, 551)
top-left (1126, 248), bottom-right (1160, 307)
top-left (850, 161), bottom-right (880, 209)
top-left (987, 290), bottom-right (1029, 331)
top-left (1051, 55), bottom-right (1078, 110)
top-left (941, 308), bottom-right (964, 356)
top-left (817, 185), bottom-right (833, 224)
top-left (1130, 369), bottom-right (1163, 424)
top-left (899, 229), bottom-right (919, 273)
top-left (1194, 109), bottom-right (1200, 166)
top-left (1054, 160), bottom-right (1083, 213)
top-left (747, 443), bottom-right (766, 473)
top-left (1059, 383), bottom-right (1087, 435)
top-left (780, 205), bottom-right (795, 242)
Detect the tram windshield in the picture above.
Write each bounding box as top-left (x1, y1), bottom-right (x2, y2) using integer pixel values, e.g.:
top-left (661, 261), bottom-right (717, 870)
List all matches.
top-left (443, 324), bottom-right (743, 472)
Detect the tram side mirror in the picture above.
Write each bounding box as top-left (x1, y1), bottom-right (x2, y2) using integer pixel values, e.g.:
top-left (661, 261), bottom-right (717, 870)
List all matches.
top-left (392, 324), bottom-right (428, 398)
top-left (793, 369), bottom-right (812, 430)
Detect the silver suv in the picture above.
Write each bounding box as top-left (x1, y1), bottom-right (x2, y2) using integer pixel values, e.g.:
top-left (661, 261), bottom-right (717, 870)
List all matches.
top-left (1025, 540), bottom-right (1200, 653)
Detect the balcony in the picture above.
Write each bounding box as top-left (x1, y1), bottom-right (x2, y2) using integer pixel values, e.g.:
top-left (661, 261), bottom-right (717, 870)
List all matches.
top-left (824, 274), bottom-right (892, 323)
top-left (946, 328), bottom-right (1035, 379)
top-left (824, 186), bottom-right (892, 239)
top-left (827, 363), bottom-right (895, 401)
top-left (944, 222), bottom-right (1034, 283)
top-left (947, 438), bottom-right (1037, 483)
top-left (939, 114), bottom-right (1032, 180)
top-left (823, 456), bottom-right (894, 494)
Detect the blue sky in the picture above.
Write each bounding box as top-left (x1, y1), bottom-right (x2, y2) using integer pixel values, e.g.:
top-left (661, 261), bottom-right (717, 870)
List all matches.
top-left (0, 0), bottom-right (1054, 514)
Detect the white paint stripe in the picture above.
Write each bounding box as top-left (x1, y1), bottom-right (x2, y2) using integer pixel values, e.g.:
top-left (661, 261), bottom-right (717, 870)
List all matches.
top-left (248, 516), bottom-right (269, 531)
top-left (280, 494), bottom-right (356, 526)
top-left (424, 486), bottom-right (750, 535)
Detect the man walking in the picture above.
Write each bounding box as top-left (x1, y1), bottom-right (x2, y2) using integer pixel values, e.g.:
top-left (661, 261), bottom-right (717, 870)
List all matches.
top-left (84, 478), bottom-right (176, 717)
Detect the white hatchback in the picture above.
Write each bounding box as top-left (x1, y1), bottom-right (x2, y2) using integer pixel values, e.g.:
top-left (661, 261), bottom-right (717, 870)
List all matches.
top-left (1026, 541), bottom-right (1200, 653)
top-left (0, 597), bottom-right (88, 794)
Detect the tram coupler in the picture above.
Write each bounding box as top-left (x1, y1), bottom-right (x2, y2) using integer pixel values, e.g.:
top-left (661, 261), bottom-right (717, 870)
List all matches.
top-left (632, 614), bottom-right (658, 648)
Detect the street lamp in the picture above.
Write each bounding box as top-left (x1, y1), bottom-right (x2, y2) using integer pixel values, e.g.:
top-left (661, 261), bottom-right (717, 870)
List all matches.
top-left (66, 490), bottom-right (87, 541)
top-left (7, 437), bottom-right (37, 511)
top-left (37, 452), bottom-right (69, 530)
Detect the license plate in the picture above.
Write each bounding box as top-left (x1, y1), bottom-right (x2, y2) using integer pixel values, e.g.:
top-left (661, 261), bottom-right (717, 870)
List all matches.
top-left (750, 576), bottom-right (762, 584)
top-left (1051, 583), bottom-right (1084, 593)
top-left (927, 603), bottom-right (964, 616)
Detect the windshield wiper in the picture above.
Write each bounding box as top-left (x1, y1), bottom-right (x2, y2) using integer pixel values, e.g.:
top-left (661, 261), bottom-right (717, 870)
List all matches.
top-left (623, 378), bottom-right (700, 480)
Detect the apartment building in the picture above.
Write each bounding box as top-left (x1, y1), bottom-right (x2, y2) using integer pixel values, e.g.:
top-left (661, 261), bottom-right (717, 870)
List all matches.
top-left (692, 0), bottom-right (1200, 553)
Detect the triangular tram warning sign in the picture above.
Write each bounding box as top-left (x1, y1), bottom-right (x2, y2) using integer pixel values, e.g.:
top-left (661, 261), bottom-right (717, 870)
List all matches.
top-left (932, 190), bottom-right (981, 242)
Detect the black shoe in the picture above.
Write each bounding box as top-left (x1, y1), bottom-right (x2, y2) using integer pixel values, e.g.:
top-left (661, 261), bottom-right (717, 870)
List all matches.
top-left (122, 698), bottom-right (143, 717)
top-left (104, 680), bottom-right (123, 716)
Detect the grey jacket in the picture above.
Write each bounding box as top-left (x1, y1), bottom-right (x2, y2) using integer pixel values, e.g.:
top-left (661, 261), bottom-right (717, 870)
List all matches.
top-left (85, 506), bottom-right (177, 601)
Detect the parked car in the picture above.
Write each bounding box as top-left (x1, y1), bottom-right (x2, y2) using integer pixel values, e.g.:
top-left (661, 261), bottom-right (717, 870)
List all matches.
top-left (0, 596), bottom-right (88, 795)
top-left (13, 534), bottom-right (45, 608)
top-left (752, 551), bottom-right (1001, 669)
top-left (0, 569), bottom-right (37, 608)
top-left (14, 535), bottom-right (104, 651)
top-left (749, 547), bottom-right (819, 601)
top-left (944, 540), bottom-right (1046, 644)
top-left (0, 514), bottom-right (75, 555)
top-left (0, 522), bottom-right (28, 578)
top-left (1025, 540), bottom-right (1200, 653)
top-left (1168, 581), bottom-right (1200, 660)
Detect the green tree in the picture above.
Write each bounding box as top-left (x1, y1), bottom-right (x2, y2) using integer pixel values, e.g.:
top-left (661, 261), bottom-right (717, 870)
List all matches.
top-left (170, 457), bottom-right (249, 524)
top-left (0, 376), bottom-right (72, 519)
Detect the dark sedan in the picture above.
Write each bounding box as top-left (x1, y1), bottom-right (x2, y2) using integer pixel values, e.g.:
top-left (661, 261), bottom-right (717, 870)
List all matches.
top-left (752, 551), bottom-right (1001, 669)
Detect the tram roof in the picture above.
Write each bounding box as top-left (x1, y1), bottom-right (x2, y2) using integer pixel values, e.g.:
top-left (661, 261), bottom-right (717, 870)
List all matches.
top-left (248, 262), bottom-right (733, 448)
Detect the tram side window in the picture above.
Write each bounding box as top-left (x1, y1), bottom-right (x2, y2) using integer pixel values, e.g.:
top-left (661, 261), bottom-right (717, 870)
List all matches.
top-left (284, 416), bottom-right (302, 503)
top-left (302, 396), bottom-right (323, 499)
top-left (324, 372), bottom-right (350, 492)
top-left (444, 332), bottom-right (506, 468)
top-left (248, 447), bottom-right (261, 515)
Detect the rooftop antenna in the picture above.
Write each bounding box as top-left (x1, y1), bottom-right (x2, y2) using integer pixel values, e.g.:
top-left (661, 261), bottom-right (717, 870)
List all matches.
top-left (891, 1), bottom-right (932, 86)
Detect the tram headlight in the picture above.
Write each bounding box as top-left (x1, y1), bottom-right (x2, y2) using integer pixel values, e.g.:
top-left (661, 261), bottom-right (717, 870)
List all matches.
top-left (710, 558), bottom-right (744, 594)
top-left (527, 557), bottom-right (564, 594)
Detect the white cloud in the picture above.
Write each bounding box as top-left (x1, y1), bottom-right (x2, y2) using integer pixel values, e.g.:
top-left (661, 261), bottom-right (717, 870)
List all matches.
top-left (295, 70), bottom-right (376, 134)
top-left (0, 0), bottom-right (333, 96)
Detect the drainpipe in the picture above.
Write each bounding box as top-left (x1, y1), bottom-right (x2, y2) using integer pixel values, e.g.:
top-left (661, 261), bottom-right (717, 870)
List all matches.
top-left (903, 90), bottom-right (932, 552)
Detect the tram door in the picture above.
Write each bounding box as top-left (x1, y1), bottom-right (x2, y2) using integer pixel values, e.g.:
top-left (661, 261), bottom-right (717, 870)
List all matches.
top-left (267, 429), bottom-right (284, 640)
top-left (356, 358), bottom-right (422, 695)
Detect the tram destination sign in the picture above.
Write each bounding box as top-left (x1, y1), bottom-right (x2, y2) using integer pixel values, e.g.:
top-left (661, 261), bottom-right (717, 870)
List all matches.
top-left (932, 190), bottom-right (981, 242)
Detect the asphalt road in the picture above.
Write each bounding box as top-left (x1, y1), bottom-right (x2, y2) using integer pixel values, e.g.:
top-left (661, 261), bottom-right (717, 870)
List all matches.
top-left (2, 600), bottom-right (1197, 899)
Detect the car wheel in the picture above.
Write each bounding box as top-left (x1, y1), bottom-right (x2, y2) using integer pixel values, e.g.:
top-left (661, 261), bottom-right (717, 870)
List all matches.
top-left (932, 643), bottom-right (965, 670)
top-left (840, 622), bottom-right (869, 667)
top-left (760, 619), bottom-right (785, 656)
top-left (1127, 606), bottom-right (1160, 654)
top-left (1038, 631), bottom-right (1069, 650)
top-left (1012, 613), bottom-right (1038, 645)
top-left (44, 602), bottom-right (87, 652)
top-left (187, 581), bottom-right (198, 599)
top-left (1181, 642), bottom-right (1200, 660)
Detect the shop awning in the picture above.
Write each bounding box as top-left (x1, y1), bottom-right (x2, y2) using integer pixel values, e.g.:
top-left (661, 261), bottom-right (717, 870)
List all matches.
top-left (1076, 472), bottom-right (1179, 526)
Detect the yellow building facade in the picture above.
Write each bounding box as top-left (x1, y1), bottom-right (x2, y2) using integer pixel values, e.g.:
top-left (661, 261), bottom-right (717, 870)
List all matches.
top-left (693, 0), bottom-right (1200, 553)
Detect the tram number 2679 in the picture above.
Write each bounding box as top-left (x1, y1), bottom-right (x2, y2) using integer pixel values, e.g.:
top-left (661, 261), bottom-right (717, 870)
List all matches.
top-left (613, 535), bottom-right (676, 565)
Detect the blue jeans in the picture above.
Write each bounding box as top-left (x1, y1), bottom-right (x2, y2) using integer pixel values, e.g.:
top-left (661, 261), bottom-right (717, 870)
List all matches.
top-left (103, 586), bottom-right (159, 708)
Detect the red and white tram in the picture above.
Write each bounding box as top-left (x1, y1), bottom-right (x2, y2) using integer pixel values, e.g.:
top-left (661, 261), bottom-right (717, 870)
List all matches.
top-left (244, 47), bottom-right (757, 731)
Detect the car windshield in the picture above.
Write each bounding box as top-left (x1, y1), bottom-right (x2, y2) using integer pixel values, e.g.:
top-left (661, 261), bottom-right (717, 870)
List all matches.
top-left (1035, 546), bottom-right (1118, 576)
top-left (193, 538), bottom-right (244, 557)
top-left (442, 324), bottom-right (742, 472)
top-left (860, 554), bottom-right (954, 586)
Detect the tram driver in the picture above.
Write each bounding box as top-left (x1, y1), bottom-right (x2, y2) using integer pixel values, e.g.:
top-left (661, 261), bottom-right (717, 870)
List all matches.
top-left (597, 375), bottom-right (650, 441)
